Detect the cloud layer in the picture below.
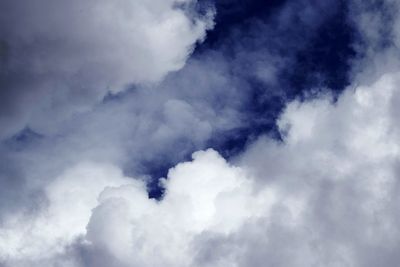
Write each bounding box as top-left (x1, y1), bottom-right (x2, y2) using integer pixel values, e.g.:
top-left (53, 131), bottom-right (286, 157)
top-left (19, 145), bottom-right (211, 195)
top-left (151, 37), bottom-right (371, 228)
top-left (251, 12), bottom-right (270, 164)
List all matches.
top-left (1, 0), bottom-right (400, 266)
top-left (0, 0), bottom-right (213, 139)
top-left (2, 69), bottom-right (400, 266)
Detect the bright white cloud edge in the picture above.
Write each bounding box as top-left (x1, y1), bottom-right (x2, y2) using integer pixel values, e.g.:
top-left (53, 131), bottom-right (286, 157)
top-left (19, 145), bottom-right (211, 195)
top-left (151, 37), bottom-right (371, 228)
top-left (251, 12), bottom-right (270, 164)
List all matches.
top-left (1, 69), bottom-right (400, 267)
top-left (0, 0), bottom-right (214, 139)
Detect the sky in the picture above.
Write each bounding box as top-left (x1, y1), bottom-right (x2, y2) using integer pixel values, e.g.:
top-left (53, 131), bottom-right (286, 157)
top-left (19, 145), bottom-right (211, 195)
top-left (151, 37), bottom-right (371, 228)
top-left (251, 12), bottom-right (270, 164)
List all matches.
top-left (0, 0), bottom-right (400, 266)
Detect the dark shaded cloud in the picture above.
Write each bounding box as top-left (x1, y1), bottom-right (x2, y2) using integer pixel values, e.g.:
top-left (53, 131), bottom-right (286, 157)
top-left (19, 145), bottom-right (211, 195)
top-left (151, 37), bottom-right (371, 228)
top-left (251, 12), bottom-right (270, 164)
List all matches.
top-left (1, 0), bottom-right (400, 266)
top-left (0, 0), bottom-right (213, 140)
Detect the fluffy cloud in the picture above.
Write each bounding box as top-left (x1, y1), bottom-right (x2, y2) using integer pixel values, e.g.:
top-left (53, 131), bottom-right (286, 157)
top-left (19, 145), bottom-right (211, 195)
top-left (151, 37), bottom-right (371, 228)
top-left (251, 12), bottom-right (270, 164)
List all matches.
top-left (0, 47), bottom-right (243, 222)
top-left (0, 0), bottom-right (349, 206)
top-left (0, 0), bottom-right (213, 139)
top-left (1, 1), bottom-right (400, 267)
top-left (0, 149), bottom-right (277, 267)
top-left (2, 69), bottom-right (400, 266)
top-left (348, 0), bottom-right (400, 85)
top-left (0, 162), bottom-right (136, 262)
top-left (235, 72), bottom-right (400, 266)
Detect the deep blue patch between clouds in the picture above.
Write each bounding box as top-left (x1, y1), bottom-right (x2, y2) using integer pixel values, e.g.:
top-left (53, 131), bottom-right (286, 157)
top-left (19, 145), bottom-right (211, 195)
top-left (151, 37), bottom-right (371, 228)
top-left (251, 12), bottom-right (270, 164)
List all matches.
top-left (4, 0), bottom-right (359, 200)
top-left (147, 0), bottom-right (358, 199)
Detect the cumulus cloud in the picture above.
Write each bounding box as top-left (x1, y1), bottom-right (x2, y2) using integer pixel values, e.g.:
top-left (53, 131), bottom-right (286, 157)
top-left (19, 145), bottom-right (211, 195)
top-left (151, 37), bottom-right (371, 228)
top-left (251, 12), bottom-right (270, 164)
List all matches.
top-left (0, 43), bottom-right (244, 221)
top-left (348, 0), bottom-right (400, 85)
top-left (2, 69), bottom-right (400, 266)
top-left (0, 149), bottom-right (278, 267)
top-left (235, 72), bottom-right (400, 266)
top-left (0, 0), bottom-right (349, 198)
top-left (1, 0), bottom-right (400, 266)
top-left (0, 0), bottom-right (213, 139)
top-left (0, 162), bottom-right (136, 261)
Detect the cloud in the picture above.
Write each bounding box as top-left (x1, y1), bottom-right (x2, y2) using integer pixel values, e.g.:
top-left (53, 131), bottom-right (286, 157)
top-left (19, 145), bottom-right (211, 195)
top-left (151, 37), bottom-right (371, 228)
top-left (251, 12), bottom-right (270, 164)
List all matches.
top-left (2, 68), bottom-right (400, 266)
top-left (0, 47), bottom-right (243, 221)
top-left (0, 0), bottom-right (214, 139)
top-left (1, 1), bottom-right (400, 267)
top-left (0, 162), bottom-right (136, 262)
top-left (0, 0), bottom-right (351, 195)
top-left (230, 72), bottom-right (400, 266)
top-left (0, 149), bottom-right (277, 267)
top-left (348, 0), bottom-right (400, 85)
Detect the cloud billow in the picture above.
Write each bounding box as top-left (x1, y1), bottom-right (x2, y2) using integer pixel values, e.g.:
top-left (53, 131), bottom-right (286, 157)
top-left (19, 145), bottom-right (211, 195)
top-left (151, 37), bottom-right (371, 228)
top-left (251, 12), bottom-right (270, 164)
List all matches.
top-left (2, 70), bottom-right (400, 266)
top-left (1, 0), bottom-right (400, 266)
top-left (0, 0), bottom-right (214, 139)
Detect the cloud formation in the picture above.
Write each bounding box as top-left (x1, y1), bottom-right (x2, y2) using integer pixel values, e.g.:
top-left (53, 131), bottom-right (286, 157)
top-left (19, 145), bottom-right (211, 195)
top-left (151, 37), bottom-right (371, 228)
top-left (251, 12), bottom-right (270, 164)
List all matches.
top-left (1, 0), bottom-right (400, 266)
top-left (2, 69), bottom-right (400, 266)
top-left (0, 0), bottom-right (213, 139)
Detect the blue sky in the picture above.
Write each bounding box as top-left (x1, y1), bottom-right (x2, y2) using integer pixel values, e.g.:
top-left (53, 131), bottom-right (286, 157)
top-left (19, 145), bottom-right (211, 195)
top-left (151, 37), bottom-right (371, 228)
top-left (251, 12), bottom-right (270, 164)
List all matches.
top-left (1, 0), bottom-right (400, 266)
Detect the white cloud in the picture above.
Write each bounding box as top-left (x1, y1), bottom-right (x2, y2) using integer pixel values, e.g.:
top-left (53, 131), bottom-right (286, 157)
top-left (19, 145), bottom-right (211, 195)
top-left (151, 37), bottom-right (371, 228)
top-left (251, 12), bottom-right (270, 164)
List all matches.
top-left (0, 149), bottom-right (278, 267)
top-left (233, 72), bottom-right (400, 266)
top-left (0, 162), bottom-right (136, 261)
top-left (3, 70), bottom-right (400, 267)
top-left (2, 1), bottom-right (400, 267)
top-left (0, 0), bottom-right (214, 138)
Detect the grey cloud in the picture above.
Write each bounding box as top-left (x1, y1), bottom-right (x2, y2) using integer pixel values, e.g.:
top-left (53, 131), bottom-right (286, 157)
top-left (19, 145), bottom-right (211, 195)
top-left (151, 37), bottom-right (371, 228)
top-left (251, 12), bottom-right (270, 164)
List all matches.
top-left (2, 0), bottom-right (400, 267)
top-left (3, 69), bottom-right (400, 267)
top-left (0, 0), bottom-right (213, 139)
top-left (348, 0), bottom-right (400, 85)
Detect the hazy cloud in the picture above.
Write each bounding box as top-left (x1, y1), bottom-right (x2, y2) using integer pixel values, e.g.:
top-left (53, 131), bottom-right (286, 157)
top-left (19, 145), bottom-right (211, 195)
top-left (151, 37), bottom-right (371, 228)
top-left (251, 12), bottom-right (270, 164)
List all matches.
top-left (1, 0), bottom-right (400, 266)
top-left (0, 0), bottom-right (213, 139)
top-left (2, 69), bottom-right (400, 266)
